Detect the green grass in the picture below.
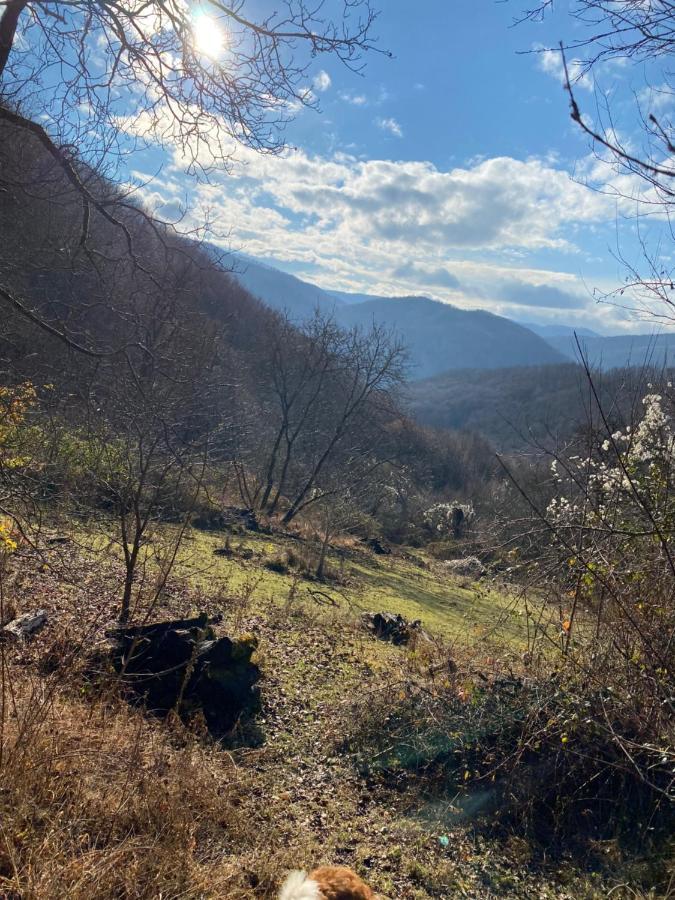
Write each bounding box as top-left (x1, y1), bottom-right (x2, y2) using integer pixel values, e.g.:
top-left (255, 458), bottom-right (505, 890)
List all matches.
top-left (173, 528), bottom-right (532, 649)
top-left (67, 518), bottom-right (536, 649)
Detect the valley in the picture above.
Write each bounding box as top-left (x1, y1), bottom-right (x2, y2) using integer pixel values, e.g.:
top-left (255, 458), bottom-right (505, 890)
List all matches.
top-left (2, 1), bottom-right (675, 897)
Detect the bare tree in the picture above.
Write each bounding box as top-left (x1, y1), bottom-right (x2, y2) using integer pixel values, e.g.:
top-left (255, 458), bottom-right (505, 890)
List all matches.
top-left (245, 312), bottom-right (342, 516)
top-left (280, 322), bottom-right (405, 524)
top-left (515, 2), bottom-right (675, 317)
top-left (0, 0), bottom-right (382, 191)
top-left (236, 312), bottom-right (405, 525)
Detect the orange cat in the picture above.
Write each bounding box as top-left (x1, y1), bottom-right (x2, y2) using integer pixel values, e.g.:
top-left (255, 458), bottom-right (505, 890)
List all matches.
top-left (279, 866), bottom-right (375, 900)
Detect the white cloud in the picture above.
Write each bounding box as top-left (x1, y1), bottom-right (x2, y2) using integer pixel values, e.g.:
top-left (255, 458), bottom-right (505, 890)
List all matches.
top-left (638, 82), bottom-right (675, 116)
top-left (339, 91), bottom-right (368, 106)
top-left (535, 45), bottom-right (593, 91)
top-left (119, 100), bottom-right (643, 328)
top-left (140, 141), bottom-right (633, 326)
top-left (213, 150), bottom-right (610, 253)
top-left (313, 70), bottom-right (332, 92)
top-left (376, 116), bottom-right (403, 138)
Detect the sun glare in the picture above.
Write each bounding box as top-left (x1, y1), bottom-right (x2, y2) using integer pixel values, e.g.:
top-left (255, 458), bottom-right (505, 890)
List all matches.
top-left (192, 14), bottom-right (225, 61)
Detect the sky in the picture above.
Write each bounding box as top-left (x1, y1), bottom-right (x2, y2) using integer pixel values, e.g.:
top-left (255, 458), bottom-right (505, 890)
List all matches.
top-left (131, 0), bottom-right (675, 334)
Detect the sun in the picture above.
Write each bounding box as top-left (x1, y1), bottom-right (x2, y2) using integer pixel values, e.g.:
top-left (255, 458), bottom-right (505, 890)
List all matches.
top-left (192, 14), bottom-right (225, 61)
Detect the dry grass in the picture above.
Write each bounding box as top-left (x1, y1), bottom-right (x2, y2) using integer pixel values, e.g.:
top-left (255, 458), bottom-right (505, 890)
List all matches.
top-left (0, 528), bottom-right (658, 899)
top-left (0, 672), bottom-right (264, 898)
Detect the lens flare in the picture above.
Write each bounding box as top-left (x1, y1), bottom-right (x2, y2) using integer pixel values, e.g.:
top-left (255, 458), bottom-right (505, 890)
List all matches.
top-left (192, 14), bottom-right (225, 60)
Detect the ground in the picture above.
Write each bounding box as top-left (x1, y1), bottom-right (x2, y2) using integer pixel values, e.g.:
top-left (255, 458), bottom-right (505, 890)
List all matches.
top-left (0, 519), bottom-right (659, 898)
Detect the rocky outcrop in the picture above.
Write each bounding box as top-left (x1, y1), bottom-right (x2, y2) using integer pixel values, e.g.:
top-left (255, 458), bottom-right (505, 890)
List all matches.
top-left (109, 614), bottom-right (261, 738)
top-left (362, 611), bottom-right (430, 646)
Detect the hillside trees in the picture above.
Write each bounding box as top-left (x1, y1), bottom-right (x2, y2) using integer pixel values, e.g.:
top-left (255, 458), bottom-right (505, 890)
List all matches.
top-left (0, 0), bottom-right (380, 250)
top-left (0, 0), bottom-right (383, 360)
top-left (72, 290), bottom-right (234, 626)
top-left (235, 311), bottom-right (406, 525)
top-left (0, 118), bottom-right (250, 621)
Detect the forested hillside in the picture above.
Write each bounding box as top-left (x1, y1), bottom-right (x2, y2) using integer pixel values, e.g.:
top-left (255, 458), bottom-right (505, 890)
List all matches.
top-left (406, 363), bottom-right (659, 450)
top-left (335, 297), bottom-right (565, 377)
top-left (547, 331), bottom-right (675, 370)
top-left (232, 263), bottom-right (567, 378)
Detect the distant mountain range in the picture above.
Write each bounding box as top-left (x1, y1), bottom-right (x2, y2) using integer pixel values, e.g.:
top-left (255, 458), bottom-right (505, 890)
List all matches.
top-left (229, 254), bottom-right (675, 379)
top-left (518, 322), bottom-right (600, 339)
top-left (548, 332), bottom-right (675, 370)
top-left (231, 257), bottom-right (564, 378)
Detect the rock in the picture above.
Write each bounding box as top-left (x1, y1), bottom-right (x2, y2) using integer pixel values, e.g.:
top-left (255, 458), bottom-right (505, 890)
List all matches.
top-left (444, 556), bottom-right (485, 579)
top-left (0, 610), bottom-right (47, 642)
top-left (192, 511), bottom-right (227, 531)
top-left (362, 611), bottom-right (430, 646)
top-left (366, 538), bottom-right (391, 556)
top-left (109, 613), bottom-right (261, 738)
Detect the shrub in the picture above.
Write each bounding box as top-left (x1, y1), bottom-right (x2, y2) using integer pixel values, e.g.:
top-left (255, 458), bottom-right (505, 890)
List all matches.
top-left (264, 547), bottom-right (310, 576)
top-left (341, 669), bottom-right (675, 869)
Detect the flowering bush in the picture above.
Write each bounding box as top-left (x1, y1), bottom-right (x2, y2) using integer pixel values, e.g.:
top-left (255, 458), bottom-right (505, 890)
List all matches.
top-left (423, 501), bottom-right (474, 538)
top-left (547, 391), bottom-right (675, 538)
top-left (535, 387), bottom-right (675, 812)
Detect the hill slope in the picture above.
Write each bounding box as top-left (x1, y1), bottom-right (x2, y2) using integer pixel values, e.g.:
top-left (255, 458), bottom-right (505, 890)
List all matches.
top-left (336, 296), bottom-right (566, 379)
top-left (405, 363), bottom-right (658, 450)
top-left (230, 256), bottom-right (342, 319)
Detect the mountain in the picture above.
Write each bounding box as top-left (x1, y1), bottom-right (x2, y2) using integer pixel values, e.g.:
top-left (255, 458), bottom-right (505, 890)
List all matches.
top-left (230, 259), bottom-right (566, 378)
top-left (547, 332), bottom-right (675, 370)
top-left (334, 296), bottom-right (566, 379)
top-left (328, 288), bottom-right (384, 305)
top-left (230, 256), bottom-right (343, 319)
top-left (520, 322), bottom-right (600, 339)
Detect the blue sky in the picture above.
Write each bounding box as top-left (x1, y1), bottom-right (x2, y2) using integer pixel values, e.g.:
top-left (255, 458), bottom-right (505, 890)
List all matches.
top-left (130, 0), bottom-right (675, 334)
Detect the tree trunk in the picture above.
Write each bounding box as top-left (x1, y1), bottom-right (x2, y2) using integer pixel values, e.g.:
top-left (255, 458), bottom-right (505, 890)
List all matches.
top-left (315, 533), bottom-right (329, 581)
top-left (267, 439), bottom-right (293, 516)
top-left (120, 540), bottom-right (141, 625)
top-left (0, 0), bottom-right (28, 79)
top-left (259, 425), bottom-right (285, 512)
